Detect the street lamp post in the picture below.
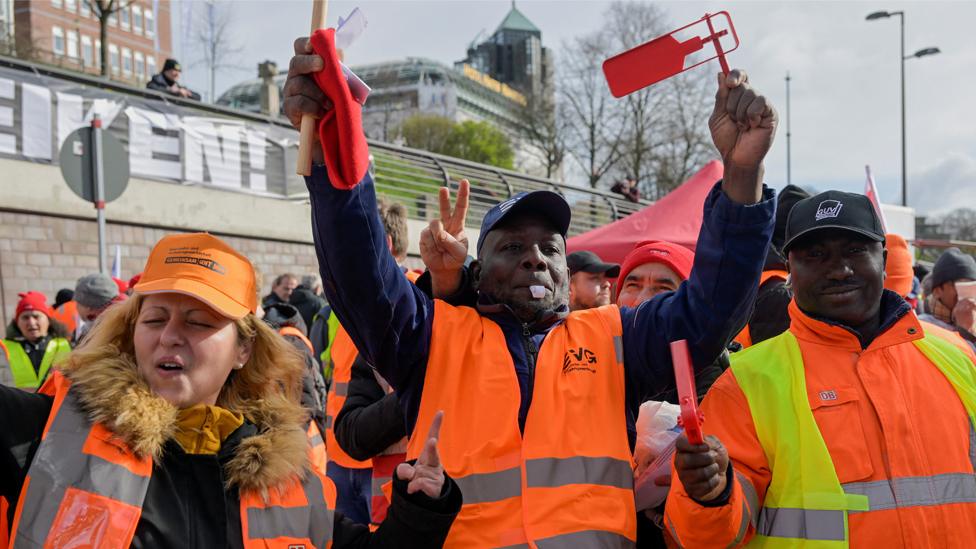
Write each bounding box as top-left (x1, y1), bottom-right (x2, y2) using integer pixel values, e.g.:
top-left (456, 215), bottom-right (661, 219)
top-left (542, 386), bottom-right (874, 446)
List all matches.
top-left (866, 10), bottom-right (940, 207)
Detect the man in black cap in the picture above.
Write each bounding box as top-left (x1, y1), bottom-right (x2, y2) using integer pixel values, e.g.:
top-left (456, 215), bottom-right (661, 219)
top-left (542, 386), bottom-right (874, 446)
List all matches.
top-left (735, 184), bottom-right (812, 348)
top-left (287, 32), bottom-right (777, 543)
top-left (668, 190), bottom-right (976, 547)
top-left (920, 247), bottom-right (976, 349)
top-left (567, 251), bottom-right (620, 311)
top-left (147, 58), bottom-right (201, 100)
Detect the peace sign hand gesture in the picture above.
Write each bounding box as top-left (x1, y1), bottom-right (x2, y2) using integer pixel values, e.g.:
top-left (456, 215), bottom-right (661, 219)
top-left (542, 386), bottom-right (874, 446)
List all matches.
top-left (396, 411), bottom-right (446, 498)
top-left (420, 180), bottom-right (470, 297)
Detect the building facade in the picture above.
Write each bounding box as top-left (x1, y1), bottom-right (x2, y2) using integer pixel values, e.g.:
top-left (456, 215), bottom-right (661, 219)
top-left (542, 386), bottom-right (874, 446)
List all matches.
top-left (9, 0), bottom-right (171, 87)
top-left (459, 3), bottom-right (552, 101)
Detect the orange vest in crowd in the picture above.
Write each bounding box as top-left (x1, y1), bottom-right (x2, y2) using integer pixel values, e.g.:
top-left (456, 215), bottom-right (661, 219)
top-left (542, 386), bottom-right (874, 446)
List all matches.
top-left (407, 301), bottom-right (636, 548)
top-left (370, 453), bottom-right (403, 525)
top-left (281, 325), bottom-right (315, 355)
top-left (49, 300), bottom-right (79, 335)
top-left (9, 373), bottom-right (337, 549)
top-left (279, 325), bottom-right (329, 476)
top-left (325, 326), bottom-right (373, 470)
top-left (733, 269), bottom-right (790, 349)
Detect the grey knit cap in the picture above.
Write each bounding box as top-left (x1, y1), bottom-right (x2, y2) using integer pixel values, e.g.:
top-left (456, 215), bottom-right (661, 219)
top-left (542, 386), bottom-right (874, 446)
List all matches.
top-left (931, 248), bottom-right (976, 289)
top-left (74, 273), bottom-right (118, 309)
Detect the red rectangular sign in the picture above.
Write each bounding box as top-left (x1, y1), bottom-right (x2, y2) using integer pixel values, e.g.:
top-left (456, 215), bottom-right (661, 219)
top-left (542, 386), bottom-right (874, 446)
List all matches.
top-left (603, 12), bottom-right (739, 98)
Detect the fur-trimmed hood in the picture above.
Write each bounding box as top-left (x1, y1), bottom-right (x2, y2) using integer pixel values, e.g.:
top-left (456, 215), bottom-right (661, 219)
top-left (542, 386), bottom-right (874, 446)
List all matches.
top-left (62, 351), bottom-right (311, 496)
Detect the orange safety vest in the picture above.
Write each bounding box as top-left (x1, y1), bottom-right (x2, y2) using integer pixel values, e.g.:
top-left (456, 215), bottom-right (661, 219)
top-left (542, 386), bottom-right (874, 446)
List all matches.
top-left (370, 453), bottom-right (403, 525)
top-left (49, 301), bottom-right (79, 335)
top-left (325, 326), bottom-right (373, 470)
top-left (308, 421), bottom-right (328, 478)
top-left (407, 301), bottom-right (636, 548)
top-left (10, 373), bottom-right (337, 548)
top-left (279, 326), bottom-right (329, 476)
top-left (733, 269), bottom-right (790, 349)
top-left (281, 325), bottom-right (315, 355)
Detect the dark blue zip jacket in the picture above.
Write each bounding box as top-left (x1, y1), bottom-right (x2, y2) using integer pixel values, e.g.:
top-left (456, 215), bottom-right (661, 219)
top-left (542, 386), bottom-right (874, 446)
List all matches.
top-left (307, 166), bottom-right (775, 445)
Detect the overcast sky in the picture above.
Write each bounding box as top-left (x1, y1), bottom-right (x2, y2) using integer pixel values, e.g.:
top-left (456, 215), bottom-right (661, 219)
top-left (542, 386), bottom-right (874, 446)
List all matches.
top-left (176, 0), bottom-right (976, 217)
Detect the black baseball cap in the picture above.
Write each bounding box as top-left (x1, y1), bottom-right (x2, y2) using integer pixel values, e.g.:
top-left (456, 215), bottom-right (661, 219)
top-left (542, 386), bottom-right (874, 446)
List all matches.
top-left (567, 251), bottom-right (620, 277)
top-left (783, 190), bottom-right (885, 253)
top-left (476, 191), bottom-right (571, 255)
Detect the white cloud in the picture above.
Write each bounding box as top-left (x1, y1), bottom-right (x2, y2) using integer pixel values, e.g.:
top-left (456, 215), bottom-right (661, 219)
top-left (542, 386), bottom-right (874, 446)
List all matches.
top-left (908, 152), bottom-right (976, 217)
top-left (176, 0), bottom-right (976, 207)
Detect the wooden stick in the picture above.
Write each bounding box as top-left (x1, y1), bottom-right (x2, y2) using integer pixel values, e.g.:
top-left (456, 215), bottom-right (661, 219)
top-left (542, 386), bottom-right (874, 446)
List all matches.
top-left (296, 0), bottom-right (330, 176)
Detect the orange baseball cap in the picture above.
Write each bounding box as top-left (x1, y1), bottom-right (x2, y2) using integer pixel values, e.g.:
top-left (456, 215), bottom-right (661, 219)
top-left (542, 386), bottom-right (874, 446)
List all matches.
top-left (134, 233), bottom-right (257, 319)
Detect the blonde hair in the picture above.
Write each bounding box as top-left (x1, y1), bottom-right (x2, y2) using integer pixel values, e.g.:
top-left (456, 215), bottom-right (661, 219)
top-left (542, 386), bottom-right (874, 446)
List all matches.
top-left (65, 294), bottom-right (307, 425)
top-left (378, 198), bottom-right (409, 259)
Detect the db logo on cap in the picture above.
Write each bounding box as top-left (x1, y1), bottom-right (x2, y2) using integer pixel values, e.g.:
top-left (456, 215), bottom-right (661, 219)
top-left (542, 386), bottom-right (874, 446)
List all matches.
top-left (815, 200), bottom-right (843, 221)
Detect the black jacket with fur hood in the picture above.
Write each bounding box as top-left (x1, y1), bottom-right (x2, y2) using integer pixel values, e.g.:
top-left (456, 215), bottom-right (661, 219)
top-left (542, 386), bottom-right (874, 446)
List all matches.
top-left (0, 355), bottom-right (460, 548)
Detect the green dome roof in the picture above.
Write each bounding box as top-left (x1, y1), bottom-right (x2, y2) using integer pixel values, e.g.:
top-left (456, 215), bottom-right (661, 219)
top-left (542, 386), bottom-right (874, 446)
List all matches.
top-left (496, 4), bottom-right (540, 34)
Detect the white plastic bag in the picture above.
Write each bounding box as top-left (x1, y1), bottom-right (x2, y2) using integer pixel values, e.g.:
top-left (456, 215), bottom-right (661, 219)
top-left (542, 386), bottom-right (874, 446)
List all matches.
top-left (633, 400), bottom-right (682, 511)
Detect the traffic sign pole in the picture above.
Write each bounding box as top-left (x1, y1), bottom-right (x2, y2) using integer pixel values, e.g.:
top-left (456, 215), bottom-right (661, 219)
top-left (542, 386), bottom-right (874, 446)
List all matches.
top-left (91, 115), bottom-right (107, 274)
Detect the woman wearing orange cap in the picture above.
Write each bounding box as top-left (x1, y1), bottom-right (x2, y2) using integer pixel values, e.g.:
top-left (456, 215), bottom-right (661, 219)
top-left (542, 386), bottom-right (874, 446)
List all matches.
top-left (1, 291), bottom-right (71, 390)
top-left (0, 233), bottom-right (460, 548)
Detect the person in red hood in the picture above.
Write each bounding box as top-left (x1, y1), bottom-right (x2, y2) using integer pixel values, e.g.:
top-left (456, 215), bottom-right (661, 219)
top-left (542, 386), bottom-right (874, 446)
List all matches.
top-left (616, 241), bottom-right (695, 307)
top-left (616, 241), bottom-right (728, 547)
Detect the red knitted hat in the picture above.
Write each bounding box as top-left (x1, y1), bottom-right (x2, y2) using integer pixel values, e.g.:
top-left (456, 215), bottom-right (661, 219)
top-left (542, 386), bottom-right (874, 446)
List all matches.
top-left (616, 241), bottom-right (695, 299)
top-left (16, 291), bottom-right (50, 318)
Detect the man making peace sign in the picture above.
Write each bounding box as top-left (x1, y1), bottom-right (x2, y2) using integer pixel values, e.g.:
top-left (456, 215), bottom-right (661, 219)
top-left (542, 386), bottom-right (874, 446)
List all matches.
top-left (285, 29), bottom-right (776, 547)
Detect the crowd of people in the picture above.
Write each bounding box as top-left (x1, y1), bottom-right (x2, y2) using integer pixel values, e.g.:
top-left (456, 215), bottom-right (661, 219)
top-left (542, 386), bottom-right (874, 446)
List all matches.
top-left (1, 30), bottom-right (975, 548)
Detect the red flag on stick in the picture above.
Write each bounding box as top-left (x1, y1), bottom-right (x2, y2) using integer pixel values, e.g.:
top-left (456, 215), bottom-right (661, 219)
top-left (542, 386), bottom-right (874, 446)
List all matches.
top-left (864, 165), bottom-right (889, 233)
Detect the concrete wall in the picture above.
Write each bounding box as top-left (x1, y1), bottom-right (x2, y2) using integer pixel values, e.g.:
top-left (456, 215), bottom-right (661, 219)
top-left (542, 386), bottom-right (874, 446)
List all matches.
top-left (0, 158), bottom-right (479, 326)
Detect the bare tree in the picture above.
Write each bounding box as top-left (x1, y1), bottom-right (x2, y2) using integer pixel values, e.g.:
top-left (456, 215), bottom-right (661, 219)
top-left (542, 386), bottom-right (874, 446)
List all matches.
top-left (517, 93), bottom-right (567, 179)
top-left (85, 0), bottom-right (136, 77)
top-left (558, 1), bottom-right (715, 197)
top-left (643, 71), bottom-right (716, 198)
top-left (599, 2), bottom-right (670, 193)
top-left (560, 31), bottom-right (625, 188)
top-left (939, 208), bottom-right (976, 242)
top-left (191, 0), bottom-right (244, 102)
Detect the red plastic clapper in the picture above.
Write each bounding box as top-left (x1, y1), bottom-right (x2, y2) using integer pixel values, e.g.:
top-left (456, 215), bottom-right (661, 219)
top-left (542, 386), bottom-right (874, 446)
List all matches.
top-left (670, 339), bottom-right (704, 444)
top-left (602, 11), bottom-right (739, 98)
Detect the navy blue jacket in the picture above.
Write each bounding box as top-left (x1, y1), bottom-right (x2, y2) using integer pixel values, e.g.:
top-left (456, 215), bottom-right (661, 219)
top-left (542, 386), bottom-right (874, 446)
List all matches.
top-left (307, 166), bottom-right (775, 445)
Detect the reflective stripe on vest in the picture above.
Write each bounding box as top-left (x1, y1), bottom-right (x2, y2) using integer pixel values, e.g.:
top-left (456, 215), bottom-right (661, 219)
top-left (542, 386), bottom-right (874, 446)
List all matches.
top-left (308, 422), bottom-right (328, 476)
top-left (733, 270), bottom-right (789, 349)
top-left (241, 467), bottom-right (336, 549)
top-left (731, 329), bottom-right (976, 547)
top-left (409, 301), bottom-right (636, 548)
top-left (324, 326), bottom-right (372, 469)
top-left (2, 338), bottom-right (71, 390)
top-left (11, 376), bottom-right (153, 548)
top-left (370, 453), bottom-right (403, 525)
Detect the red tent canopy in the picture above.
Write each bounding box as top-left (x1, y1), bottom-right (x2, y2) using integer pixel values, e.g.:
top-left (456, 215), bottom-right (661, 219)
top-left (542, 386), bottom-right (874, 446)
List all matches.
top-left (567, 160), bottom-right (724, 263)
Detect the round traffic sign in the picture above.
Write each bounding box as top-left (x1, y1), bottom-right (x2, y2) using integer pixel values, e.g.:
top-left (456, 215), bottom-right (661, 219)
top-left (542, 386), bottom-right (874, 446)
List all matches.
top-left (59, 127), bottom-right (130, 203)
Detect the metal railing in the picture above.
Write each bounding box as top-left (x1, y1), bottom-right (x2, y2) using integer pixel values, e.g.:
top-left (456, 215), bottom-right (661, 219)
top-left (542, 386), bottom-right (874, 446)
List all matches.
top-left (365, 141), bottom-right (648, 237)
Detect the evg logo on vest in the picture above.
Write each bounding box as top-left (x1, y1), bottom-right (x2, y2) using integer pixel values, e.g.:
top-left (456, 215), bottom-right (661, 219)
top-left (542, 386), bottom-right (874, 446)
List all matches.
top-left (563, 347), bottom-right (598, 374)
